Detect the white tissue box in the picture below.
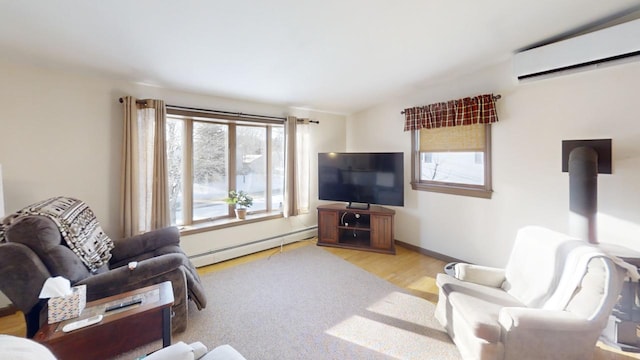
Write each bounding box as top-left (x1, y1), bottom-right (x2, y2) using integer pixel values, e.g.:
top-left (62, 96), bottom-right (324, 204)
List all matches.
top-left (47, 284), bottom-right (86, 324)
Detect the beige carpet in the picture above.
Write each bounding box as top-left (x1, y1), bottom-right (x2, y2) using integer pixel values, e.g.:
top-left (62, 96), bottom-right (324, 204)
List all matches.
top-left (115, 245), bottom-right (460, 359)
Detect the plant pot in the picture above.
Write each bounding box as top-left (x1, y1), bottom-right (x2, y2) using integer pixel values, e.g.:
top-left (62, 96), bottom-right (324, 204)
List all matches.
top-left (235, 208), bottom-right (247, 220)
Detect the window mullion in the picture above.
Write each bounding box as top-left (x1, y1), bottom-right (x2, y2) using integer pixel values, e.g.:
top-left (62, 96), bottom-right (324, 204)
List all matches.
top-left (184, 119), bottom-right (194, 224)
top-left (266, 126), bottom-right (272, 211)
top-left (411, 130), bottom-right (420, 184)
top-left (228, 125), bottom-right (237, 217)
top-left (483, 124), bottom-right (492, 192)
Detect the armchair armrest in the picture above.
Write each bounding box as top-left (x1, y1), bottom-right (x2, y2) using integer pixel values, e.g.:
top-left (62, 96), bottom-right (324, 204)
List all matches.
top-left (110, 226), bottom-right (180, 263)
top-left (454, 263), bottom-right (506, 287)
top-left (499, 307), bottom-right (593, 332)
top-left (498, 307), bottom-right (604, 359)
top-left (0, 242), bottom-right (51, 314)
top-left (76, 253), bottom-right (185, 300)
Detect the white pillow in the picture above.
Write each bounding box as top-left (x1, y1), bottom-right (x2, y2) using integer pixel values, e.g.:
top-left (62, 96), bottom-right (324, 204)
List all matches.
top-left (202, 345), bottom-right (248, 360)
top-left (0, 334), bottom-right (57, 360)
top-left (144, 341), bottom-right (196, 360)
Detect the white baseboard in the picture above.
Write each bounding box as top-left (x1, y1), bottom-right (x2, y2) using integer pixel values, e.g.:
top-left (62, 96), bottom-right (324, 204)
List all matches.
top-left (189, 227), bottom-right (317, 268)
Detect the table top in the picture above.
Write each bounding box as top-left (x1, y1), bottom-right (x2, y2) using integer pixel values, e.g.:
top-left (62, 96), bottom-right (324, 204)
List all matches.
top-left (35, 281), bottom-right (174, 342)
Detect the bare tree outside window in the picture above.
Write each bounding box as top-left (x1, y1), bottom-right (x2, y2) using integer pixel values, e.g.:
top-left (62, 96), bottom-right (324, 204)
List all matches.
top-left (193, 122), bottom-right (228, 220)
top-left (166, 118), bottom-right (184, 225)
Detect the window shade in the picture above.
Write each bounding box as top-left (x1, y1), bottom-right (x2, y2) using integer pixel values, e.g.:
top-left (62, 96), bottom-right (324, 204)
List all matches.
top-left (420, 123), bottom-right (485, 152)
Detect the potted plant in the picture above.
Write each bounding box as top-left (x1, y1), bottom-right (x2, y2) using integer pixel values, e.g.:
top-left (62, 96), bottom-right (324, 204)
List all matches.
top-left (224, 190), bottom-right (253, 219)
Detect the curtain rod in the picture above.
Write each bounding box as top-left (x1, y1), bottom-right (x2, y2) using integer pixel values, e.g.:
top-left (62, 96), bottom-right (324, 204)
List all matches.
top-left (118, 98), bottom-right (319, 124)
top-left (400, 94), bottom-right (501, 115)
top-left (166, 104), bottom-right (287, 121)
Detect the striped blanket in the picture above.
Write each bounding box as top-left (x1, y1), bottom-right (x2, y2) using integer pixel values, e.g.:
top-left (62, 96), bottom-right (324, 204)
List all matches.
top-left (0, 197), bottom-right (114, 272)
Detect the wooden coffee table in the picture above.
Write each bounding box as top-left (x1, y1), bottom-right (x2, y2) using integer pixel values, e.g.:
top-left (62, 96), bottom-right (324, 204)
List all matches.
top-left (34, 281), bottom-right (174, 359)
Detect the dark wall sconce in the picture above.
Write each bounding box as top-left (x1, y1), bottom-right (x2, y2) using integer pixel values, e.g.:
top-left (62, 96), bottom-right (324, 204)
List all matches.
top-left (561, 139), bottom-right (612, 174)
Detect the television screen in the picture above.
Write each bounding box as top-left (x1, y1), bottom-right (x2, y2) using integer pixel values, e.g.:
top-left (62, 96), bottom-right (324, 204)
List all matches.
top-left (318, 152), bottom-right (404, 207)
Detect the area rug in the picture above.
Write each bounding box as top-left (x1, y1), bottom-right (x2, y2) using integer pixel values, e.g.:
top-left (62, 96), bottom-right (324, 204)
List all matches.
top-left (115, 245), bottom-right (460, 359)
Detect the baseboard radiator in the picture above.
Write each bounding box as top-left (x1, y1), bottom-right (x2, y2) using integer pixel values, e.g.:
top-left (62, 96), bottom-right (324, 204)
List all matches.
top-left (189, 226), bottom-right (318, 267)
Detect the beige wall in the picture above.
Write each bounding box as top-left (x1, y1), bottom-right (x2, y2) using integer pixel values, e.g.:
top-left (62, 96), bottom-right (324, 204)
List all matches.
top-left (348, 60), bottom-right (640, 267)
top-left (0, 59), bottom-right (347, 264)
top-left (4, 55), bottom-right (639, 269)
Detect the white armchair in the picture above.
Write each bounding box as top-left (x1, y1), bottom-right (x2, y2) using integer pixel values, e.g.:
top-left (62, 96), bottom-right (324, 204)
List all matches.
top-left (435, 226), bottom-right (629, 360)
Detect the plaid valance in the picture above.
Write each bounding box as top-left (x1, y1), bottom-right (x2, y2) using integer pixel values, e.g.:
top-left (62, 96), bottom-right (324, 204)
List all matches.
top-left (403, 94), bottom-right (499, 131)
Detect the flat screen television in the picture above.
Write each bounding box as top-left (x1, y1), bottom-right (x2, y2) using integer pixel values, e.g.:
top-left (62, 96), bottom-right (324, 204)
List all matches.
top-left (318, 152), bottom-right (404, 208)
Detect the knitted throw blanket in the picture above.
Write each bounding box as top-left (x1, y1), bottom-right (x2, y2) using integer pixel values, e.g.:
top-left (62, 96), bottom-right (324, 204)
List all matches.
top-left (0, 197), bottom-right (114, 273)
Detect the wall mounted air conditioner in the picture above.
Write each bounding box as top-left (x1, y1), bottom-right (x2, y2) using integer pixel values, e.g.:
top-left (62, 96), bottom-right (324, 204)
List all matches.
top-left (513, 18), bottom-right (640, 81)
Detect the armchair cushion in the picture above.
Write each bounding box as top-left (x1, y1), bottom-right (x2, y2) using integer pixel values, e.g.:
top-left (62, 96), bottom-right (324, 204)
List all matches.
top-left (438, 273), bottom-right (523, 343)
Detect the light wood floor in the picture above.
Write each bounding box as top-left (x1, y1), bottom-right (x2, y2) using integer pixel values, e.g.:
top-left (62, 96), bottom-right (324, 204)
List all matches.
top-left (1, 238), bottom-right (639, 359)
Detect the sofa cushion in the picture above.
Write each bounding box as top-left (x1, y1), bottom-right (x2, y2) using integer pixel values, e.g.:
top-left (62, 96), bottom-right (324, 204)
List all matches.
top-left (438, 273), bottom-right (523, 343)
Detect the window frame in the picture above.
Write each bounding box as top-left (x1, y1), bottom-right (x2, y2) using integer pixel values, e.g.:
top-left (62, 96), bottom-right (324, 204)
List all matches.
top-left (166, 108), bottom-right (286, 228)
top-left (410, 124), bottom-right (493, 199)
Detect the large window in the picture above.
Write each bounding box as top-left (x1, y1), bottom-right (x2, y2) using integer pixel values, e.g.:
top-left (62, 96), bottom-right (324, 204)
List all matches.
top-left (411, 123), bottom-right (492, 198)
top-left (166, 110), bottom-right (285, 226)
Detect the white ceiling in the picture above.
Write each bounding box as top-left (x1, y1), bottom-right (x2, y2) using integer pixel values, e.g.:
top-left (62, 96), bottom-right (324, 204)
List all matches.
top-left (1, 1), bottom-right (639, 114)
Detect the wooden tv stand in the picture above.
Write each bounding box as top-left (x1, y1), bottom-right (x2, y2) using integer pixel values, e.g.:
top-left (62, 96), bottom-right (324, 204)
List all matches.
top-left (317, 203), bottom-right (395, 254)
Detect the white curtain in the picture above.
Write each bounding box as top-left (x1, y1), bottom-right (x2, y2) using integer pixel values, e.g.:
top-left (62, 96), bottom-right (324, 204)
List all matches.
top-left (295, 119), bottom-right (310, 214)
top-left (120, 96), bottom-right (170, 237)
top-left (284, 116), bottom-right (311, 217)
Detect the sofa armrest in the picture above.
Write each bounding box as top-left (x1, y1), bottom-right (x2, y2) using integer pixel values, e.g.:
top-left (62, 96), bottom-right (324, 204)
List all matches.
top-left (110, 227), bottom-right (180, 263)
top-left (454, 263), bottom-right (506, 287)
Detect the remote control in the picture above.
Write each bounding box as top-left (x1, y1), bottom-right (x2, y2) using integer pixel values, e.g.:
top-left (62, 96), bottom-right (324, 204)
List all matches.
top-left (62, 314), bottom-right (103, 332)
top-left (105, 298), bottom-right (142, 312)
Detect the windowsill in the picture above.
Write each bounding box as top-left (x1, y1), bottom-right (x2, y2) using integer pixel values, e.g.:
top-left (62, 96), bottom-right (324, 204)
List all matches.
top-left (178, 211), bottom-right (284, 236)
top-left (411, 181), bottom-right (493, 199)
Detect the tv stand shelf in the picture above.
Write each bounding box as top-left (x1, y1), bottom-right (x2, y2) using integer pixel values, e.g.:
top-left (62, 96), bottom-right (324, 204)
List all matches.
top-left (317, 203), bottom-right (395, 254)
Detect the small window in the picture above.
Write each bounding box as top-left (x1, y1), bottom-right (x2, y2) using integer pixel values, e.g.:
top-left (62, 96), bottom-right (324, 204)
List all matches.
top-left (411, 124), bottom-right (492, 198)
